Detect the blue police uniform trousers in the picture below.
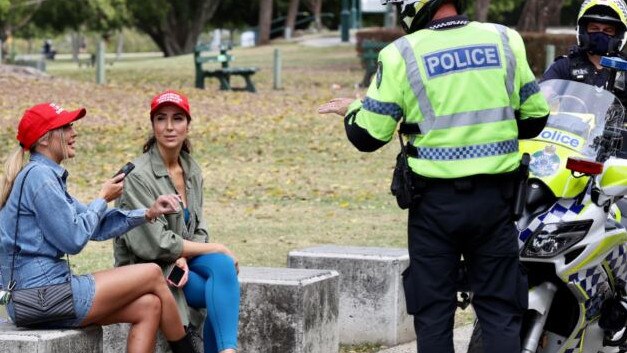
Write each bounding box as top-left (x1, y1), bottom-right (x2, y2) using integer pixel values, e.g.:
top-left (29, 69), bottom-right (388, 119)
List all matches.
top-left (403, 174), bottom-right (528, 353)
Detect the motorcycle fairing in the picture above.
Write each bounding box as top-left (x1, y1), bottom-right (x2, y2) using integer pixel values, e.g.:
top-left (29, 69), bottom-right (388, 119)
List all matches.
top-left (567, 265), bottom-right (610, 321)
top-left (598, 157), bottom-right (627, 196)
top-left (518, 199), bottom-right (585, 248)
top-left (605, 244), bottom-right (627, 293)
top-left (522, 141), bottom-right (591, 199)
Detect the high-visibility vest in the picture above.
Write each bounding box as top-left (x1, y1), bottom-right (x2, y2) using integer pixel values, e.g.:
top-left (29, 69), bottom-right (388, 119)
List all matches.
top-left (347, 21), bottom-right (550, 179)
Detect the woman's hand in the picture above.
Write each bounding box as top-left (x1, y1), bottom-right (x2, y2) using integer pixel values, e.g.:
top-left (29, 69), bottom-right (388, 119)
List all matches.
top-left (99, 174), bottom-right (125, 202)
top-left (218, 244), bottom-right (240, 274)
top-left (317, 97), bottom-right (355, 116)
top-left (169, 257), bottom-right (189, 288)
top-left (145, 194), bottom-right (181, 222)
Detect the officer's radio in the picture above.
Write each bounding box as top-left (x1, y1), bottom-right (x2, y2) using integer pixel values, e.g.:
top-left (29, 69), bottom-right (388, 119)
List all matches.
top-left (390, 132), bottom-right (420, 209)
top-left (512, 153), bottom-right (530, 220)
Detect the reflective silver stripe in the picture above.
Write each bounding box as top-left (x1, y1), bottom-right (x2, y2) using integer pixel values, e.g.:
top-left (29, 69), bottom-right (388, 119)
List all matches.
top-left (430, 106), bottom-right (515, 130)
top-left (494, 24), bottom-right (516, 98)
top-left (412, 139), bottom-right (518, 161)
top-left (394, 37), bottom-right (435, 133)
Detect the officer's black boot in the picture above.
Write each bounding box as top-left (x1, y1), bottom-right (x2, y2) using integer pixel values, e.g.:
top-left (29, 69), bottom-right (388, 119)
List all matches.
top-left (168, 333), bottom-right (199, 353)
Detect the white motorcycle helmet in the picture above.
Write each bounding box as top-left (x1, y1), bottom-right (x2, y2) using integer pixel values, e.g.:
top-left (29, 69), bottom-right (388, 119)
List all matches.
top-left (577, 0), bottom-right (627, 54)
top-left (380, 0), bottom-right (466, 33)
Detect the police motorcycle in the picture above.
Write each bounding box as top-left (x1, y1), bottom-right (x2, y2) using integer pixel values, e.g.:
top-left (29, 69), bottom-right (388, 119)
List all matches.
top-left (464, 57), bottom-right (627, 353)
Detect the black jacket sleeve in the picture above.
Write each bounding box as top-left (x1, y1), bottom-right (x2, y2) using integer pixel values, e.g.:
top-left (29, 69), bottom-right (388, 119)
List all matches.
top-left (517, 114), bottom-right (548, 139)
top-left (343, 110), bottom-right (387, 152)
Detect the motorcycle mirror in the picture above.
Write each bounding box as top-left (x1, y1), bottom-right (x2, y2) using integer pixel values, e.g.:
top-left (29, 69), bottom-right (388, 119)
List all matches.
top-left (600, 56), bottom-right (627, 71)
top-left (566, 157), bottom-right (604, 175)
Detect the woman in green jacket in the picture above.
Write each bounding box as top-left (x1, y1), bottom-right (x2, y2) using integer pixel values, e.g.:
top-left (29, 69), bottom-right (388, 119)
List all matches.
top-left (114, 90), bottom-right (240, 353)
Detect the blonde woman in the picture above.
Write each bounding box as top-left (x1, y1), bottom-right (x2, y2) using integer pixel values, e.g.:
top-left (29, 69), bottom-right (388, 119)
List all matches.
top-left (0, 103), bottom-right (199, 353)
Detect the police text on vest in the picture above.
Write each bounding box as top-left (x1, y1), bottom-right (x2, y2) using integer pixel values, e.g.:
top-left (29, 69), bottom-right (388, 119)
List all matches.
top-left (423, 45), bottom-right (501, 78)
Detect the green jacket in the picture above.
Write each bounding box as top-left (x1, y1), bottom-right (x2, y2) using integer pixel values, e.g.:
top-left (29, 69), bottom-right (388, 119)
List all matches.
top-left (113, 145), bottom-right (208, 327)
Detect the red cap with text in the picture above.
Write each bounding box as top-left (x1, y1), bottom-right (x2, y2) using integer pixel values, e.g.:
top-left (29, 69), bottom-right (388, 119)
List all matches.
top-left (150, 90), bottom-right (191, 119)
top-left (17, 103), bottom-right (86, 150)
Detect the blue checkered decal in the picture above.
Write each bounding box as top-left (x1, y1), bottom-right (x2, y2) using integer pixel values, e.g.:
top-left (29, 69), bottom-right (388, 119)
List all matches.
top-left (569, 266), bottom-right (608, 320)
top-left (362, 97), bottom-right (403, 121)
top-left (414, 139), bottom-right (518, 161)
top-left (606, 244), bottom-right (627, 292)
top-left (518, 200), bottom-right (585, 247)
top-left (519, 81), bottom-right (540, 105)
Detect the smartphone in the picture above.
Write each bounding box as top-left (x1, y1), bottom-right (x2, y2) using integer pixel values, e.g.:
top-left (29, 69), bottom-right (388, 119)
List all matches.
top-left (113, 162), bottom-right (135, 179)
top-left (166, 265), bottom-right (185, 287)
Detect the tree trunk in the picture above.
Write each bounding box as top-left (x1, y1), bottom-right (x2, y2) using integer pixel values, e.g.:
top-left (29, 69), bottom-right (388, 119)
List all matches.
top-left (285, 0), bottom-right (300, 38)
top-left (70, 32), bottom-right (81, 62)
top-left (116, 30), bottom-right (124, 59)
top-left (259, 0), bottom-right (273, 45)
top-left (517, 0), bottom-right (565, 32)
top-left (474, 0), bottom-right (491, 22)
top-left (132, 0), bottom-right (221, 57)
top-left (305, 0), bottom-right (323, 31)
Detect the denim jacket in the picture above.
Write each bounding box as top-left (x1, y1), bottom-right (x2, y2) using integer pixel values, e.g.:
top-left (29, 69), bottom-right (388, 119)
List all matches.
top-left (0, 153), bottom-right (146, 290)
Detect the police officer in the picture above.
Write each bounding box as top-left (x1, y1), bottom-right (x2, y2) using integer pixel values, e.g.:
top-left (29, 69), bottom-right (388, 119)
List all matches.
top-left (543, 0), bottom-right (627, 158)
top-left (318, 1), bottom-right (550, 352)
top-left (543, 0), bottom-right (627, 98)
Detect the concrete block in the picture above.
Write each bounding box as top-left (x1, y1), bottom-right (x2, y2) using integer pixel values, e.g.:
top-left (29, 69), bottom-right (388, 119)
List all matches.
top-left (103, 323), bottom-right (171, 353)
top-left (288, 245), bottom-right (414, 346)
top-left (239, 266), bottom-right (340, 353)
top-left (0, 321), bottom-right (102, 353)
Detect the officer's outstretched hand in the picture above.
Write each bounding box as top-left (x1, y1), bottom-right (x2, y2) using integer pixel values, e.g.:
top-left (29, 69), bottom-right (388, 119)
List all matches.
top-left (318, 98), bottom-right (355, 116)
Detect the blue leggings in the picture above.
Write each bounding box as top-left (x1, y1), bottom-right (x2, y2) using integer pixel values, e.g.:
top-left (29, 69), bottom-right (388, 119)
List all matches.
top-left (183, 253), bottom-right (240, 352)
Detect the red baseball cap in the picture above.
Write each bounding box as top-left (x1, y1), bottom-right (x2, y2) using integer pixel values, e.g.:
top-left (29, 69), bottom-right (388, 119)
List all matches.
top-left (150, 90), bottom-right (191, 119)
top-left (17, 103), bottom-right (86, 150)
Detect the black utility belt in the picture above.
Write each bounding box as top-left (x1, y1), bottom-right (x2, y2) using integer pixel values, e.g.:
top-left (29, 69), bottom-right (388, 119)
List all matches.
top-left (411, 171), bottom-right (518, 192)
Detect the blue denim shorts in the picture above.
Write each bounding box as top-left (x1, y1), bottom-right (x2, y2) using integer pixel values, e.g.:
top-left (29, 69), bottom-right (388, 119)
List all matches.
top-left (7, 274), bottom-right (95, 328)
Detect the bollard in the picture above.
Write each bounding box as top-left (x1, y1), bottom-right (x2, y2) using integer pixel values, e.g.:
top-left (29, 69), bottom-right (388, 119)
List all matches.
top-left (341, 0), bottom-right (350, 42)
top-left (0, 39), bottom-right (3, 64)
top-left (545, 44), bottom-right (556, 72)
top-left (284, 27), bottom-right (292, 40)
top-left (96, 38), bottom-right (106, 85)
top-left (273, 48), bottom-right (282, 90)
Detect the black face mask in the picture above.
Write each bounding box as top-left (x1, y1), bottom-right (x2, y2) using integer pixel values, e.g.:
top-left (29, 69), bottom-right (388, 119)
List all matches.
top-left (588, 31), bottom-right (614, 55)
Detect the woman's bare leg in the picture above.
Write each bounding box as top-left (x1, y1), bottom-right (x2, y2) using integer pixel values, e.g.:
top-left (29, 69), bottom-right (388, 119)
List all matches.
top-left (80, 263), bottom-right (186, 341)
top-left (96, 293), bottom-right (161, 353)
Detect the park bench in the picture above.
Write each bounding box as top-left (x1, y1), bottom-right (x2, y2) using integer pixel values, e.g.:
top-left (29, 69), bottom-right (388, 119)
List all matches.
top-left (288, 245), bottom-right (415, 346)
top-left (359, 39), bottom-right (390, 87)
top-left (12, 54), bottom-right (46, 72)
top-left (194, 44), bottom-right (258, 93)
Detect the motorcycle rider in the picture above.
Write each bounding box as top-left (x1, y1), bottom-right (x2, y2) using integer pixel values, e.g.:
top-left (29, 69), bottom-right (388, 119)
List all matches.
top-left (318, 0), bottom-right (549, 352)
top-left (543, 0), bottom-right (627, 226)
top-left (543, 0), bottom-right (627, 102)
top-left (543, 0), bottom-right (627, 153)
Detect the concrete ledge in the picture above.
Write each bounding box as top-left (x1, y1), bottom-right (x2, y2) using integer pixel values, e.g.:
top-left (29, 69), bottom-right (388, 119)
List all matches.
top-left (104, 267), bottom-right (340, 353)
top-left (239, 266), bottom-right (340, 353)
top-left (288, 245), bottom-right (414, 346)
top-left (0, 321), bottom-right (102, 353)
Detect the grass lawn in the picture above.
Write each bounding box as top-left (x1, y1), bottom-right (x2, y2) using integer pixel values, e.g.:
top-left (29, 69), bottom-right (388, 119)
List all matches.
top-left (0, 36), bottom-right (474, 351)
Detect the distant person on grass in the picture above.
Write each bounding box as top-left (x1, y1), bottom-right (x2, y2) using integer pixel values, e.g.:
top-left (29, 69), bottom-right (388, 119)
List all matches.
top-left (114, 90), bottom-right (240, 353)
top-left (0, 102), bottom-right (199, 353)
